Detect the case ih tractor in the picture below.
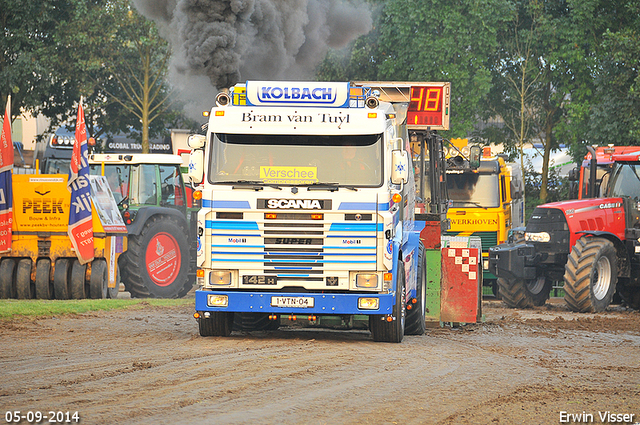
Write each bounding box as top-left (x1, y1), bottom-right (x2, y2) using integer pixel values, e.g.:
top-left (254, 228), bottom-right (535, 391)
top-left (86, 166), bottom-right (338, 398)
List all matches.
top-left (489, 146), bottom-right (640, 312)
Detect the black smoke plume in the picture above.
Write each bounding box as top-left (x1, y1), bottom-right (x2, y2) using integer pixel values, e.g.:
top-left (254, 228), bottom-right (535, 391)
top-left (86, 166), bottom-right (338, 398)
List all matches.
top-left (132, 0), bottom-right (372, 119)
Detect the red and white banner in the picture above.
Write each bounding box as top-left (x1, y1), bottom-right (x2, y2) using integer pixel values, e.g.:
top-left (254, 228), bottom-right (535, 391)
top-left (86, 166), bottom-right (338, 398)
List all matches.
top-left (67, 99), bottom-right (94, 264)
top-left (0, 95), bottom-right (14, 253)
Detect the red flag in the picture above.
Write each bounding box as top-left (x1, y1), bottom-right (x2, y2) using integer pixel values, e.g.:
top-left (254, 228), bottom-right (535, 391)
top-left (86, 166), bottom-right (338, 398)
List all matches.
top-left (67, 99), bottom-right (94, 264)
top-left (0, 95), bottom-right (14, 253)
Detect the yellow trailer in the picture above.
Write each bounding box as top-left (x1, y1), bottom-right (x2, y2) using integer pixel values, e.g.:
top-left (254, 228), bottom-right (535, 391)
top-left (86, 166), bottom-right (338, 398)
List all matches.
top-left (0, 174), bottom-right (127, 299)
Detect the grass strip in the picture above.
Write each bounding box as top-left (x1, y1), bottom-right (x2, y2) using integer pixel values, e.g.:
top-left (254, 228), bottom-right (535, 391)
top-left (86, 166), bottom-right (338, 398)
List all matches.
top-left (0, 298), bottom-right (194, 320)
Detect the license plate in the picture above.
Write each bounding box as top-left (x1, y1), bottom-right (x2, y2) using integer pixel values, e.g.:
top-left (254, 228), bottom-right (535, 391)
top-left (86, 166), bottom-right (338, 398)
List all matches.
top-left (242, 275), bottom-right (277, 285)
top-left (271, 296), bottom-right (315, 308)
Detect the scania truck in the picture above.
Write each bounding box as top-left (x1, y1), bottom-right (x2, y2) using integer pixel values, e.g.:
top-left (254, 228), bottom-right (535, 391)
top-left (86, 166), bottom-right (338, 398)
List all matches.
top-left (188, 81), bottom-right (451, 342)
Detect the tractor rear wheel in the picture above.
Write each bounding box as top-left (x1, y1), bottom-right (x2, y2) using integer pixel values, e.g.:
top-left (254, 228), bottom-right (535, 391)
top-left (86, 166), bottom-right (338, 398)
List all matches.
top-left (122, 216), bottom-right (191, 298)
top-left (564, 237), bottom-right (617, 312)
top-left (15, 259), bottom-right (33, 299)
top-left (0, 259), bottom-right (16, 299)
top-left (35, 259), bottom-right (52, 299)
top-left (497, 275), bottom-right (551, 308)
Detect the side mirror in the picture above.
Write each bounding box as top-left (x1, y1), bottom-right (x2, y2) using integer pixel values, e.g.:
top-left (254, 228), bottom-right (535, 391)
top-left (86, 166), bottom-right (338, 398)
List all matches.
top-left (188, 150), bottom-right (205, 185)
top-left (391, 150), bottom-right (409, 185)
top-left (188, 134), bottom-right (207, 149)
top-left (568, 167), bottom-right (579, 182)
top-left (469, 145), bottom-right (481, 169)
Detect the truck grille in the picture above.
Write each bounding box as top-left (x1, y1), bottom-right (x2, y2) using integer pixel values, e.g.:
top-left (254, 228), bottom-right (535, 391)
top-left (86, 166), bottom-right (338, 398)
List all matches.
top-left (208, 212), bottom-right (379, 287)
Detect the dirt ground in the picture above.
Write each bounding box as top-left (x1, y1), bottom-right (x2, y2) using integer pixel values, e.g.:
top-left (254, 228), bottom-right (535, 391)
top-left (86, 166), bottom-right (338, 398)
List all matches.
top-left (1, 297), bottom-right (639, 425)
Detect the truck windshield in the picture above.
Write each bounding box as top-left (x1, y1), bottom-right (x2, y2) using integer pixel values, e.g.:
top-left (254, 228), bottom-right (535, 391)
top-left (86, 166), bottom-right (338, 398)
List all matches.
top-left (447, 172), bottom-right (500, 208)
top-left (208, 133), bottom-right (383, 187)
top-left (608, 163), bottom-right (640, 201)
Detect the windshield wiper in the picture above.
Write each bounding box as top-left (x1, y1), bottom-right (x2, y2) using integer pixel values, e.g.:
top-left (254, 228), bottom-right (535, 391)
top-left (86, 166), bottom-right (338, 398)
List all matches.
top-left (221, 180), bottom-right (282, 190)
top-left (304, 182), bottom-right (357, 191)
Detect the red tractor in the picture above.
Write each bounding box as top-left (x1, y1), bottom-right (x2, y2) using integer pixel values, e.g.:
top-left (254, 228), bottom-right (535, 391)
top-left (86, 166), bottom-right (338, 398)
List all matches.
top-left (570, 145), bottom-right (640, 200)
top-left (489, 146), bottom-right (640, 312)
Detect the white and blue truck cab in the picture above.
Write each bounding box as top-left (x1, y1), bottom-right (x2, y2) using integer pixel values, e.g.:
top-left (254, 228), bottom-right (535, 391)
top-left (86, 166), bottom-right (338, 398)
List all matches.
top-left (189, 81), bottom-right (450, 342)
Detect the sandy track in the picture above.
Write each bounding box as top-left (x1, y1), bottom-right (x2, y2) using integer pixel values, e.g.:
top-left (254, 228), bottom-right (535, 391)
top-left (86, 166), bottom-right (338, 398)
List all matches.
top-left (1, 300), bottom-right (639, 425)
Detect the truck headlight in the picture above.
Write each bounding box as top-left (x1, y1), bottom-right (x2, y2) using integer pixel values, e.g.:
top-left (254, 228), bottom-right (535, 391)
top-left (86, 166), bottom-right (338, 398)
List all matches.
top-left (207, 294), bottom-right (228, 307)
top-left (525, 232), bottom-right (551, 243)
top-left (355, 273), bottom-right (378, 288)
top-left (210, 270), bottom-right (232, 285)
top-left (358, 297), bottom-right (379, 310)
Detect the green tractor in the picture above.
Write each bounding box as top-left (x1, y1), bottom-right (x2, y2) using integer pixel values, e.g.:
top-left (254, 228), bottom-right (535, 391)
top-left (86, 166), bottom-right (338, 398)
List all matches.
top-left (89, 153), bottom-right (198, 298)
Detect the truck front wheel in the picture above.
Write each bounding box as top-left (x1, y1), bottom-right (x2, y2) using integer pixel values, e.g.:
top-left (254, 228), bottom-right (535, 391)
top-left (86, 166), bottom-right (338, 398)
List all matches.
top-left (199, 312), bottom-right (234, 337)
top-left (497, 275), bottom-right (551, 308)
top-left (370, 263), bottom-right (406, 343)
top-left (123, 216), bottom-right (191, 298)
top-left (564, 237), bottom-right (618, 312)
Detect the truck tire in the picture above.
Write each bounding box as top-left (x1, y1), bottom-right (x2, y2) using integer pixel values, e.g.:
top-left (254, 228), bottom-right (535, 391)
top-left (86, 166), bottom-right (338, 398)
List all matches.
top-left (198, 312), bottom-right (234, 337)
top-left (405, 243), bottom-right (426, 336)
top-left (70, 260), bottom-right (86, 299)
top-left (233, 313), bottom-right (280, 331)
top-left (15, 259), bottom-right (33, 299)
top-left (564, 237), bottom-right (618, 313)
top-left (0, 259), bottom-right (16, 299)
top-left (54, 259), bottom-right (71, 300)
top-left (497, 275), bottom-right (551, 308)
top-left (370, 263), bottom-right (405, 343)
top-left (90, 259), bottom-right (108, 299)
top-left (123, 216), bottom-right (191, 298)
top-left (35, 259), bottom-right (52, 299)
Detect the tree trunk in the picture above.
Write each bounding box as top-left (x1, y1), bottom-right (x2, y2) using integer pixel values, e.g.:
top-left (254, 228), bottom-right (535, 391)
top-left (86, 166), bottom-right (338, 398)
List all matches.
top-left (141, 48), bottom-right (151, 154)
top-left (539, 129), bottom-right (552, 203)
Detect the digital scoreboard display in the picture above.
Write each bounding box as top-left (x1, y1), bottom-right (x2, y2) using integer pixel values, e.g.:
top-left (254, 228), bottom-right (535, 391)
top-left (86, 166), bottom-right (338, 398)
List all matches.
top-left (406, 83), bottom-right (450, 130)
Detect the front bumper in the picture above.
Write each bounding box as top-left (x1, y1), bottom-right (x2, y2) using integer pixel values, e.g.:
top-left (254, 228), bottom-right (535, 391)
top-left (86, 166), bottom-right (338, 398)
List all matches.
top-left (195, 289), bottom-right (396, 316)
top-left (488, 242), bottom-right (539, 281)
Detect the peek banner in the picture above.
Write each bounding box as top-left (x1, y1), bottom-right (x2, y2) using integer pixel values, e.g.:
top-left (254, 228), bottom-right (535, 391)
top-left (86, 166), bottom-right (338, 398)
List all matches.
top-left (0, 95), bottom-right (13, 253)
top-left (67, 99), bottom-right (94, 264)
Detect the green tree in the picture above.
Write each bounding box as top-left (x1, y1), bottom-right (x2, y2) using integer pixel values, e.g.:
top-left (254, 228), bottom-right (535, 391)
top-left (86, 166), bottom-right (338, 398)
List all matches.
top-left (484, 1), bottom-right (601, 204)
top-left (0, 0), bottom-right (71, 124)
top-left (55, 0), bottom-right (174, 152)
top-left (482, 1), bottom-right (543, 208)
top-left (586, 2), bottom-right (640, 148)
top-left (105, 4), bottom-right (174, 152)
top-left (375, 0), bottom-right (514, 137)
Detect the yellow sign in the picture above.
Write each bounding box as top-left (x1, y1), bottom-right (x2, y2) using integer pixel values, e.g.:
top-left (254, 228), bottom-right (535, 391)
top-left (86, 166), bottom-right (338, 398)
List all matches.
top-left (259, 166), bottom-right (318, 184)
top-left (13, 175), bottom-right (70, 233)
